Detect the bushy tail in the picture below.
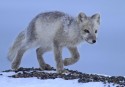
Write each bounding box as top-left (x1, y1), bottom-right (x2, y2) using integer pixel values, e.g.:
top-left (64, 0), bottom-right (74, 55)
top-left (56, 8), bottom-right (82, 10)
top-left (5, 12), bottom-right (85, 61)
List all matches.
top-left (7, 31), bottom-right (25, 62)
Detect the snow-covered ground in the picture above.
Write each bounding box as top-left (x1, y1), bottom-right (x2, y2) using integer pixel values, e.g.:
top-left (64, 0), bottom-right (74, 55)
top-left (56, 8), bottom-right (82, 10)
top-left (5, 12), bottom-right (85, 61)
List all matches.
top-left (0, 72), bottom-right (118, 87)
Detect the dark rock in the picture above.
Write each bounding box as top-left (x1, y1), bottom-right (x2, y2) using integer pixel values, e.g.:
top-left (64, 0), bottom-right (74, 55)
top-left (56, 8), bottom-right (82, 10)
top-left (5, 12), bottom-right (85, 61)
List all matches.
top-left (2, 69), bottom-right (13, 72)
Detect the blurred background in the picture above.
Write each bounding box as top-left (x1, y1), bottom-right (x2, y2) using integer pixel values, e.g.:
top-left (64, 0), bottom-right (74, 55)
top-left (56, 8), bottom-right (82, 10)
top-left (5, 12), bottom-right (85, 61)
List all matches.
top-left (0, 0), bottom-right (125, 76)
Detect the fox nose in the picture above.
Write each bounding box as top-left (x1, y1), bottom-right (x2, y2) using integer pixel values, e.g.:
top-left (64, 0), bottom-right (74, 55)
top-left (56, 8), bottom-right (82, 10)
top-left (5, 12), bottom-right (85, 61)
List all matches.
top-left (92, 40), bottom-right (96, 43)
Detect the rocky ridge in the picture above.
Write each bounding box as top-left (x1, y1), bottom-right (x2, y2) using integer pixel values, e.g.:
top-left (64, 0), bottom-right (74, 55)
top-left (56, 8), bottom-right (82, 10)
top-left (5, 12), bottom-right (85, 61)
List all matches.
top-left (1, 67), bottom-right (125, 87)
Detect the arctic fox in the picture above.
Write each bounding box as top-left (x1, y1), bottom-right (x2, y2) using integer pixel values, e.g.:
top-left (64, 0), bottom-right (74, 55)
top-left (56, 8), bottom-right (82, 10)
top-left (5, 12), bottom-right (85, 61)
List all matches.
top-left (8, 11), bottom-right (100, 73)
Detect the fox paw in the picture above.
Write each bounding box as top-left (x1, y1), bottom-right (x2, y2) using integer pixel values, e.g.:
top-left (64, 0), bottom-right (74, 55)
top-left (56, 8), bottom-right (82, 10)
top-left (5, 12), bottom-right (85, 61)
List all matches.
top-left (57, 69), bottom-right (69, 74)
top-left (57, 69), bottom-right (63, 74)
top-left (11, 62), bottom-right (20, 70)
top-left (63, 58), bottom-right (70, 66)
top-left (40, 64), bottom-right (52, 70)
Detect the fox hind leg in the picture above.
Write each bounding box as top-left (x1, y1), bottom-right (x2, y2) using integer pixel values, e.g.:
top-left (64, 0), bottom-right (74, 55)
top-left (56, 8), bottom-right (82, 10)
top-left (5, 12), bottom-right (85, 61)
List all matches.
top-left (11, 45), bottom-right (27, 70)
top-left (36, 47), bottom-right (52, 70)
top-left (64, 47), bottom-right (80, 66)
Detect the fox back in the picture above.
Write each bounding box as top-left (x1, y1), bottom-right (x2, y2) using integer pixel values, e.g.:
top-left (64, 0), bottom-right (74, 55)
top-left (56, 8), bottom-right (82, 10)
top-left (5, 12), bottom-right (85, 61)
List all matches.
top-left (26, 11), bottom-right (100, 47)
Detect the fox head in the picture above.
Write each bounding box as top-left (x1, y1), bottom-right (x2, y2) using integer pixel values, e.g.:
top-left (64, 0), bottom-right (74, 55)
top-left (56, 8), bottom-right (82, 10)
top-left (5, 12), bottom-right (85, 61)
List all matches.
top-left (77, 12), bottom-right (100, 44)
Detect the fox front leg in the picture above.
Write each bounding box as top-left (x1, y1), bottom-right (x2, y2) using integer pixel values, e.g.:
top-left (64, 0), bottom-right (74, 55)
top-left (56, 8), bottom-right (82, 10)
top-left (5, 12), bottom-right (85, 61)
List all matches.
top-left (64, 47), bottom-right (80, 66)
top-left (53, 41), bottom-right (64, 73)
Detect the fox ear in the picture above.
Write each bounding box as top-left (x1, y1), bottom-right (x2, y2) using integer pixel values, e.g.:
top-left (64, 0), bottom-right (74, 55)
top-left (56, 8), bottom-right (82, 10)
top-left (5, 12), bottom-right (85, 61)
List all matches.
top-left (91, 13), bottom-right (100, 24)
top-left (77, 12), bottom-right (87, 22)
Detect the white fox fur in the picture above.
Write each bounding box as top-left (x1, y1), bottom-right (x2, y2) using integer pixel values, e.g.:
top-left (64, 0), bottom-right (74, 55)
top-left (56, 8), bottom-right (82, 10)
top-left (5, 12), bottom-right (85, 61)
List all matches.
top-left (8, 11), bottom-right (100, 73)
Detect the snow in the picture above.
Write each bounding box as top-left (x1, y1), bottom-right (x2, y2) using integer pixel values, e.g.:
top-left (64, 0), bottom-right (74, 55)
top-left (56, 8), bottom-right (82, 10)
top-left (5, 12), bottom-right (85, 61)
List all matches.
top-left (0, 72), bottom-right (118, 87)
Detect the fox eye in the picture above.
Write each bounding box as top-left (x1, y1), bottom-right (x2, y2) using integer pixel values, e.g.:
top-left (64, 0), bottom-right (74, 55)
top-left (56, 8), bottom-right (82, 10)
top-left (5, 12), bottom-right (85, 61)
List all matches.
top-left (95, 30), bottom-right (97, 33)
top-left (84, 29), bottom-right (90, 33)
